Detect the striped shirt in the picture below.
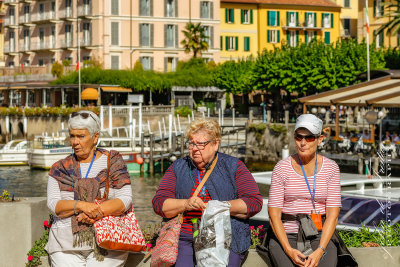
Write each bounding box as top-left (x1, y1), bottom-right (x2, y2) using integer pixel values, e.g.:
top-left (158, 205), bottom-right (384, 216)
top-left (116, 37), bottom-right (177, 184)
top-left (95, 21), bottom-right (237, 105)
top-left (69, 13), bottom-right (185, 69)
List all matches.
top-left (268, 155), bottom-right (341, 233)
top-left (153, 160), bottom-right (263, 234)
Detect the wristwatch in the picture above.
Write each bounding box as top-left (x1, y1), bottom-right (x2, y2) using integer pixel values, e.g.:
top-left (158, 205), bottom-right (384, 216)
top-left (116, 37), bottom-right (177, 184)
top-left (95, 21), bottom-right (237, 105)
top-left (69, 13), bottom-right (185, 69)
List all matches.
top-left (318, 245), bottom-right (327, 255)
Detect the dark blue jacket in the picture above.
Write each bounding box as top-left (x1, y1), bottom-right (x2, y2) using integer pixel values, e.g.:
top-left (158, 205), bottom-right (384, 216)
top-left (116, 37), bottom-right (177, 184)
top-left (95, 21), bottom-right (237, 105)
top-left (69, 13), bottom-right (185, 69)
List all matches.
top-left (173, 152), bottom-right (251, 254)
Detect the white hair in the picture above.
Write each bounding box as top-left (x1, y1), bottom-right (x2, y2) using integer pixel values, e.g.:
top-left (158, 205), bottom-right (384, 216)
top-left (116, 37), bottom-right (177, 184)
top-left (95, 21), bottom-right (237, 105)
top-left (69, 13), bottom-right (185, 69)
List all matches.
top-left (68, 111), bottom-right (101, 137)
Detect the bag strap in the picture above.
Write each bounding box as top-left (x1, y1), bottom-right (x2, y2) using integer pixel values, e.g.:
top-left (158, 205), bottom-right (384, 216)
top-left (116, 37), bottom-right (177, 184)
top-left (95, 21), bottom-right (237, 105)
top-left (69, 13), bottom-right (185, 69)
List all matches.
top-left (192, 154), bottom-right (218, 198)
top-left (103, 151), bottom-right (111, 200)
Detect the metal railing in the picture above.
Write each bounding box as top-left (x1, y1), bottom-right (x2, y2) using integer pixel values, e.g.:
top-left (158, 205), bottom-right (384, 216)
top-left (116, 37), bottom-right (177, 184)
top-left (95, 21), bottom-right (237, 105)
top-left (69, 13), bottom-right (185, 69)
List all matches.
top-left (19, 42), bottom-right (30, 51)
top-left (78, 6), bottom-right (92, 16)
top-left (0, 74), bottom-right (54, 83)
top-left (60, 38), bottom-right (74, 48)
top-left (81, 38), bottom-right (92, 46)
top-left (31, 11), bottom-right (57, 22)
top-left (4, 17), bottom-right (17, 26)
top-left (3, 46), bottom-right (16, 53)
top-left (4, 0), bottom-right (18, 4)
top-left (19, 15), bottom-right (32, 24)
top-left (59, 8), bottom-right (73, 19)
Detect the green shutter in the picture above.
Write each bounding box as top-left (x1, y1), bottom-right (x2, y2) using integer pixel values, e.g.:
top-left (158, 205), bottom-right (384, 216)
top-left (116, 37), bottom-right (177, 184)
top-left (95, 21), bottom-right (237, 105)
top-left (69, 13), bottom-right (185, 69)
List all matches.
top-left (235, 36), bottom-right (238, 50)
top-left (241, 9), bottom-right (243, 24)
top-left (381, 0), bottom-right (385, 15)
top-left (321, 13), bottom-right (324, 28)
top-left (324, 31), bottom-right (330, 44)
top-left (373, 0), bottom-right (376, 17)
top-left (244, 37), bottom-right (250, 51)
top-left (314, 12), bottom-right (317, 27)
top-left (225, 8), bottom-right (228, 23)
top-left (296, 30), bottom-right (299, 45)
top-left (267, 11), bottom-right (270, 26)
top-left (220, 36), bottom-right (223, 50)
top-left (225, 36), bottom-right (229, 50)
top-left (381, 31), bottom-right (384, 46)
top-left (305, 12), bottom-right (308, 24)
top-left (331, 13), bottom-right (333, 28)
top-left (296, 12), bottom-right (299, 26)
top-left (287, 31), bottom-right (290, 44)
top-left (286, 11), bottom-right (289, 26)
top-left (230, 8), bottom-right (234, 23)
top-left (305, 31), bottom-right (308, 43)
top-left (277, 30), bottom-right (280, 42)
top-left (267, 30), bottom-right (270, 42)
top-left (277, 11), bottom-right (280, 26)
top-left (250, 9), bottom-right (253, 24)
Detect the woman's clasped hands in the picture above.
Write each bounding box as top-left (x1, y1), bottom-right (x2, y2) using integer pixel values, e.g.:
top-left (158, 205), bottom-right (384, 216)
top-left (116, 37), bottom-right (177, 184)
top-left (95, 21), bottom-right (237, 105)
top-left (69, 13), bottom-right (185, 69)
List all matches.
top-left (184, 196), bottom-right (206, 211)
top-left (76, 201), bottom-right (104, 224)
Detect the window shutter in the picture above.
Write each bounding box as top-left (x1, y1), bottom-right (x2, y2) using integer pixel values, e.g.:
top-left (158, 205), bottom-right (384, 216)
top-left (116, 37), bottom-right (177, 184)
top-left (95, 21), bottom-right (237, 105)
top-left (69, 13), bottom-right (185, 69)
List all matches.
top-left (296, 12), bottom-right (299, 26)
top-left (241, 9), bottom-right (243, 24)
top-left (164, 0), bottom-right (167, 17)
top-left (381, 0), bottom-right (385, 15)
top-left (287, 31), bottom-right (290, 45)
top-left (277, 11), bottom-right (280, 26)
top-left (111, 22), bottom-right (119, 45)
top-left (277, 30), bottom-right (280, 42)
top-left (324, 31), bottom-right (330, 44)
top-left (150, 57), bottom-right (154, 70)
top-left (244, 37), bottom-right (247, 51)
top-left (373, 0), bottom-right (376, 17)
top-left (139, 24), bottom-right (142, 46)
top-left (231, 8), bottom-right (235, 23)
top-left (164, 57), bottom-right (168, 72)
top-left (314, 12), bottom-right (317, 27)
top-left (175, 25), bottom-right (179, 47)
top-left (321, 13), bottom-right (324, 28)
top-left (267, 11), bottom-right (270, 26)
top-left (305, 12), bottom-right (308, 23)
top-left (175, 0), bottom-right (178, 17)
top-left (235, 36), bottom-right (238, 50)
top-left (164, 24), bottom-right (167, 47)
top-left (247, 37), bottom-right (250, 51)
top-left (381, 31), bottom-right (384, 46)
top-left (286, 11), bottom-right (289, 26)
top-left (220, 36), bottom-right (223, 50)
top-left (200, 2), bottom-right (204, 18)
top-left (271, 11), bottom-right (276, 26)
top-left (111, 0), bottom-right (119, 15)
top-left (150, 0), bottom-right (153, 16)
top-left (267, 30), bottom-right (270, 42)
top-left (225, 8), bottom-right (228, 23)
top-left (305, 31), bottom-right (308, 43)
top-left (225, 36), bottom-right (229, 50)
top-left (150, 24), bottom-right (154, 47)
top-left (210, 26), bottom-right (214, 48)
top-left (250, 9), bottom-right (253, 24)
top-left (296, 30), bottom-right (299, 45)
top-left (330, 13), bottom-right (333, 28)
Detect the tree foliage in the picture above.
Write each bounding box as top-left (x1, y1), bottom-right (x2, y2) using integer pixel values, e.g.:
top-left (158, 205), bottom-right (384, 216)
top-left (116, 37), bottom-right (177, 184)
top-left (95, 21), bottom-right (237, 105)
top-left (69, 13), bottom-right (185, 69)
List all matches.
top-left (376, 0), bottom-right (400, 37)
top-left (180, 23), bottom-right (209, 58)
top-left (51, 61), bottom-right (63, 78)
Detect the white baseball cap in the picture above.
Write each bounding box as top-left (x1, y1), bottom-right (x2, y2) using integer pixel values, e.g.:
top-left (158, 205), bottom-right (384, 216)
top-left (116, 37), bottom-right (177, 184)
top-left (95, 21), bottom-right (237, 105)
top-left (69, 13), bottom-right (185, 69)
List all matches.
top-left (294, 114), bottom-right (323, 135)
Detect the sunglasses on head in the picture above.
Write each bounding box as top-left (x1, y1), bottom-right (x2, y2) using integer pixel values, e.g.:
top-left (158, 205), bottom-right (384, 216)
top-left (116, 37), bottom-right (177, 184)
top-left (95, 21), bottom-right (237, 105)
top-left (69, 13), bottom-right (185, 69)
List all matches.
top-left (71, 112), bottom-right (96, 121)
top-left (294, 133), bottom-right (320, 142)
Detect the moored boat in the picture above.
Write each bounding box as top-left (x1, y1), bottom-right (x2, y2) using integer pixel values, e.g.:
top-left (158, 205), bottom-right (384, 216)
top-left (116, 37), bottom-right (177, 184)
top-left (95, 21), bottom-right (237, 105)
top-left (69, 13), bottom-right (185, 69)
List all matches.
top-left (0, 140), bottom-right (28, 166)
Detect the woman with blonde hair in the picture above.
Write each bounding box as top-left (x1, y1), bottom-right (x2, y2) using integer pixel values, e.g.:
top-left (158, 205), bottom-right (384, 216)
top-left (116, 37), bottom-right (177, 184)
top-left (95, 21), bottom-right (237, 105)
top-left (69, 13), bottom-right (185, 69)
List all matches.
top-left (153, 118), bottom-right (262, 266)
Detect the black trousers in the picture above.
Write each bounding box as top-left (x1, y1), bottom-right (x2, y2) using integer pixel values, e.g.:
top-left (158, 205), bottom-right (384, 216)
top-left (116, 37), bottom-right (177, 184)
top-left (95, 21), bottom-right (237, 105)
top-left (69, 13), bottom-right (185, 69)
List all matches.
top-left (268, 233), bottom-right (337, 267)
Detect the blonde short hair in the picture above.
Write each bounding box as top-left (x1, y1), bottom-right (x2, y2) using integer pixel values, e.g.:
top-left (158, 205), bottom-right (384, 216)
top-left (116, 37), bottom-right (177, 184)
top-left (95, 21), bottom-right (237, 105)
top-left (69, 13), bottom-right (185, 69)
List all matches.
top-left (186, 118), bottom-right (221, 142)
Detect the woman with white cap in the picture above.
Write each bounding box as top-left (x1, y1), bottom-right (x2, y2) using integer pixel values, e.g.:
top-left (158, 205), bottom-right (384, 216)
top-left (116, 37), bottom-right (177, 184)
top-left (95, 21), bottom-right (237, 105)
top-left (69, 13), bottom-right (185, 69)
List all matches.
top-left (267, 114), bottom-right (341, 267)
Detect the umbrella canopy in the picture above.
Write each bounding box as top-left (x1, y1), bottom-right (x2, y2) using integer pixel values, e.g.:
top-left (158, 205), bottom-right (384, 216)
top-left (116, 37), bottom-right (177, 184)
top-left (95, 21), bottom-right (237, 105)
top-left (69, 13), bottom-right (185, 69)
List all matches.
top-left (81, 88), bottom-right (99, 100)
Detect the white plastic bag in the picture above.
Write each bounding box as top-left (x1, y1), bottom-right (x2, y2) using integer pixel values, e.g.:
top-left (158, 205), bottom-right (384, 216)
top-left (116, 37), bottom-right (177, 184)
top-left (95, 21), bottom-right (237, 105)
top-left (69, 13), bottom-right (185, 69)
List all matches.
top-left (194, 200), bottom-right (232, 267)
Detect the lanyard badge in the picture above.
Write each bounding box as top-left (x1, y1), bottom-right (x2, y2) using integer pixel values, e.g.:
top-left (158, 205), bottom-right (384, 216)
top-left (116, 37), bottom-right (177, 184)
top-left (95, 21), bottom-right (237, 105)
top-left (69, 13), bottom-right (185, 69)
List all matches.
top-left (299, 154), bottom-right (323, 231)
top-left (197, 170), bottom-right (207, 198)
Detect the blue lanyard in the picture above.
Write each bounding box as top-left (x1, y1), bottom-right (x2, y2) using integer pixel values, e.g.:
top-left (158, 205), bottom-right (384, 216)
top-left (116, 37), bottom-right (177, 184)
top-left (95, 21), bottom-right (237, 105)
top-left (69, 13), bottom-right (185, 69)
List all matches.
top-left (298, 154), bottom-right (318, 210)
top-left (197, 170), bottom-right (206, 197)
top-left (80, 150), bottom-right (97, 179)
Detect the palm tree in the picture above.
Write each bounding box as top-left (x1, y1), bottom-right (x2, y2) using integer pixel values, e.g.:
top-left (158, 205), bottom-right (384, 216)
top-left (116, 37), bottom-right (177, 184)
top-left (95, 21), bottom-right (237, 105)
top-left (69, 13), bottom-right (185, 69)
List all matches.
top-left (375, 1), bottom-right (400, 38)
top-left (180, 23), bottom-right (209, 58)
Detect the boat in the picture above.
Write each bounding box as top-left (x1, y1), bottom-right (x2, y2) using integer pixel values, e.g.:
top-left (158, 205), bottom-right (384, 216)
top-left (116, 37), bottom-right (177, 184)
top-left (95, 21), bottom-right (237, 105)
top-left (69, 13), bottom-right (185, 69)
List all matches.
top-left (252, 171), bottom-right (400, 230)
top-left (0, 140), bottom-right (28, 166)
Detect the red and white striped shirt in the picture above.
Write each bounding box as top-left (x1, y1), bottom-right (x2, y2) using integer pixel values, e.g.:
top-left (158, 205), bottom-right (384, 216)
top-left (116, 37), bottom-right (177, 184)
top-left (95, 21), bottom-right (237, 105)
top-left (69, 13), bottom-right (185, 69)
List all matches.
top-left (268, 155), bottom-right (341, 233)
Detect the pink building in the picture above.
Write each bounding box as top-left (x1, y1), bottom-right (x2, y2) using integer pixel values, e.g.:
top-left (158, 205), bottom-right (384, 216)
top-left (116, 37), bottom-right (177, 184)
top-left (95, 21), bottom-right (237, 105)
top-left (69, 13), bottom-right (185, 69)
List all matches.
top-left (3, 0), bottom-right (220, 71)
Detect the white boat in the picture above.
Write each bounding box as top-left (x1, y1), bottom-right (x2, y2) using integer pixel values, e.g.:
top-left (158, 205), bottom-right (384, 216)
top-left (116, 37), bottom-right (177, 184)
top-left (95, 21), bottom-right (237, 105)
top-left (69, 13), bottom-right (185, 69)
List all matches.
top-left (0, 140), bottom-right (28, 166)
top-left (252, 171), bottom-right (400, 230)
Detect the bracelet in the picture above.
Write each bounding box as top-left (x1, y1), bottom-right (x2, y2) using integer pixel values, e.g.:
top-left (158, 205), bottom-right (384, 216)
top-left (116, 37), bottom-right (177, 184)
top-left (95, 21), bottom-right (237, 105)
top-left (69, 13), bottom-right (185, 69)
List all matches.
top-left (73, 200), bottom-right (80, 215)
top-left (318, 245), bottom-right (326, 253)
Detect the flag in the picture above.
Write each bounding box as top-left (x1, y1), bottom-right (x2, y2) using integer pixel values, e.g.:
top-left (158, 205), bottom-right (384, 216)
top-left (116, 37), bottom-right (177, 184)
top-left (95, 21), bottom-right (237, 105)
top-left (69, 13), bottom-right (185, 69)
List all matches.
top-left (365, 1), bottom-right (370, 34)
top-left (76, 61), bottom-right (79, 71)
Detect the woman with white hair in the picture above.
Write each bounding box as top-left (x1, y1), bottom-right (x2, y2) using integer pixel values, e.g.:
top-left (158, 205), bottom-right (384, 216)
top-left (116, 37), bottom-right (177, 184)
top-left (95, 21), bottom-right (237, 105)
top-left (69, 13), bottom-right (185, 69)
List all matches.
top-left (45, 111), bottom-right (132, 266)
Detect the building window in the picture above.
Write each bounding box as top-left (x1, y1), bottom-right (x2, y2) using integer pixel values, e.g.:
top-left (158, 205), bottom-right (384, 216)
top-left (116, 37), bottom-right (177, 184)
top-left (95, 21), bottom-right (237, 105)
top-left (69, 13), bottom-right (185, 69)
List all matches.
top-left (322, 13), bottom-right (333, 28)
top-left (140, 23), bottom-right (153, 46)
top-left (8, 61), bottom-right (14, 67)
top-left (375, 30), bottom-right (384, 48)
top-left (50, 26), bottom-right (56, 48)
top-left (225, 36), bottom-right (238, 51)
top-left (165, 57), bottom-right (177, 72)
top-left (140, 0), bottom-right (152, 16)
top-left (200, 1), bottom-right (213, 19)
top-left (324, 31), bottom-right (331, 44)
top-left (287, 11), bottom-right (297, 27)
top-left (39, 59), bottom-right (44, 66)
top-left (165, 0), bottom-right (176, 17)
top-left (111, 0), bottom-right (119, 15)
top-left (165, 24), bottom-right (176, 47)
top-left (9, 31), bottom-right (15, 52)
top-left (83, 22), bottom-right (91, 45)
top-left (267, 30), bottom-right (280, 43)
top-left (65, 24), bottom-right (73, 46)
top-left (111, 55), bottom-right (120, 69)
top-left (242, 9), bottom-right (253, 24)
top-left (305, 31), bottom-right (315, 43)
top-left (375, 0), bottom-right (384, 17)
top-left (305, 12), bottom-right (316, 27)
top-left (244, 37), bottom-right (250, 51)
top-left (203, 25), bottom-right (213, 48)
top-left (225, 8), bottom-right (234, 23)
top-left (343, 18), bottom-right (351, 36)
top-left (9, 7), bottom-right (15, 25)
top-left (140, 56), bottom-right (153, 70)
top-left (111, 22), bottom-right (119, 45)
top-left (344, 0), bottom-right (350, 8)
top-left (23, 29), bottom-right (30, 50)
top-left (267, 11), bottom-right (279, 26)
top-left (288, 30), bottom-right (298, 47)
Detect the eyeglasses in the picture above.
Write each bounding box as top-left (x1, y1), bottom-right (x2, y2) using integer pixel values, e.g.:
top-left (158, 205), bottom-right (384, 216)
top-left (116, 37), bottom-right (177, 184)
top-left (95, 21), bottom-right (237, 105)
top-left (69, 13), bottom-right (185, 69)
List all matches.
top-left (71, 112), bottom-right (96, 121)
top-left (186, 140), bottom-right (211, 150)
top-left (294, 133), bottom-right (320, 142)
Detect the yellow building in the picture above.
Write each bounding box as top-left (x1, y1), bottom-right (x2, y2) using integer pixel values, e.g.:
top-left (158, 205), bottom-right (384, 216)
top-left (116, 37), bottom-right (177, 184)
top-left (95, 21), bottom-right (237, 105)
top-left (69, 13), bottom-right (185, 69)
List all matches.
top-left (0, 2), bottom-right (4, 66)
top-left (333, 0), bottom-right (359, 38)
top-left (220, 0), bottom-right (259, 61)
top-left (259, 0), bottom-right (341, 51)
top-left (358, 0), bottom-right (399, 48)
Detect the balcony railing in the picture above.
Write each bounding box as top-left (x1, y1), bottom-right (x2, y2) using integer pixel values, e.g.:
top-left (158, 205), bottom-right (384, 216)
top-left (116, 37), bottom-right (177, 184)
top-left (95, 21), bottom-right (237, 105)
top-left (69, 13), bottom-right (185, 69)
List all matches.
top-left (19, 42), bottom-right (30, 51)
top-left (59, 8), bottom-right (73, 19)
top-left (81, 38), bottom-right (92, 46)
top-left (30, 40), bottom-right (56, 50)
top-left (4, 46), bottom-right (16, 53)
top-left (32, 11), bottom-right (57, 22)
top-left (19, 15), bottom-right (32, 24)
top-left (4, 17), bottom-right (17, 26)
top-left (60, 38), bottom-right (74, 48)
top-left (4, 0), bottom-right (18, 5)
top-left (78, 6), bottom-right (92, 17)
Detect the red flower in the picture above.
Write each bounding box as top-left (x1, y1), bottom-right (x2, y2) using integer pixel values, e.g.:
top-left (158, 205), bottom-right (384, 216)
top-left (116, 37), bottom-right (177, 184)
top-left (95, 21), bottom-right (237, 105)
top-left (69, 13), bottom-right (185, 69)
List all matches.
top-left (258, 225), bottom-right (263, 229)
top-left (147, 244), bottom-right (152, 248)
top-left (254, 232), bottom-right (259, 236)
top-left (43, 221), bottom-right (49, 227)
top-left (27, 255), bottom-right (33, 261)
top-left (250, 226), bottom-right (254, 230)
